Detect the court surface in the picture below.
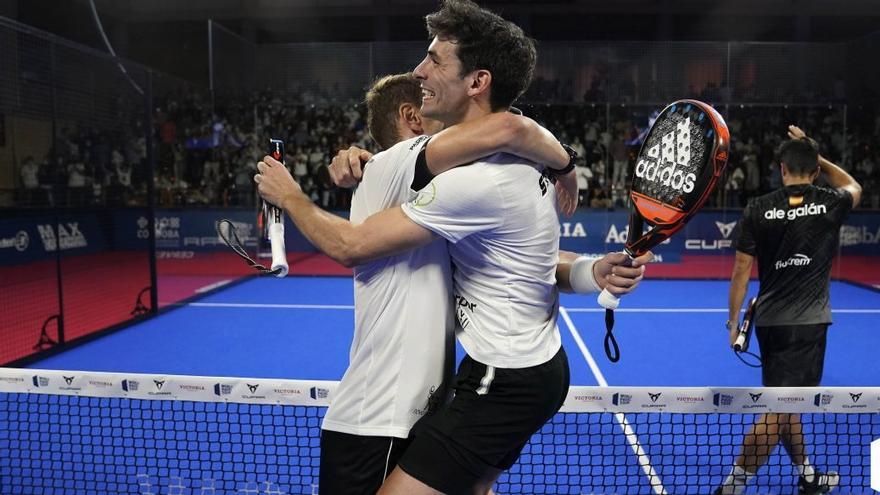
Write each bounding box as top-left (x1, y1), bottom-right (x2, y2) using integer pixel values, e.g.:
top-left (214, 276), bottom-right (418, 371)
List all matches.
top-left (28, 277), bottom-right (880, 387)
top-left (16, 276), bottom-right (880, 494)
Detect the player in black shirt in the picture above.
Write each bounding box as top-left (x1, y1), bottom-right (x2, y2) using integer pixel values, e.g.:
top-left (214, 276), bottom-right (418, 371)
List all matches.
top-left (715, 126), bottom-right (862, 495)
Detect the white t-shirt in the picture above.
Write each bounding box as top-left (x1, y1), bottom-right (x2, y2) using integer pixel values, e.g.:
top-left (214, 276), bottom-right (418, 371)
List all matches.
top-left (402, 153), bottom-right (562, 369)
top-left (322, 135), bottom-right (454, 439)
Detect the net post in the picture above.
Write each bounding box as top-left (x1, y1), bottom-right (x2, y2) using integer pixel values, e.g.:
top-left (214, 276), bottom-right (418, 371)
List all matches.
top-left (208, 18), bottom-right (215, 111)
top-left (49, 41), bottom-right (65, 346)
top-left (145, 70), bottom-right (158, 315)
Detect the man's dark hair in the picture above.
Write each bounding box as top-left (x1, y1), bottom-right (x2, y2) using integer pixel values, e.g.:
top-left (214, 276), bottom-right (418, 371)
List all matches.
top-left (365, 73), bottom-right (423, 150)
top-left (425, 0), bottom-right (536, 111)
top-left (778, 137), bottom-right (819, 177)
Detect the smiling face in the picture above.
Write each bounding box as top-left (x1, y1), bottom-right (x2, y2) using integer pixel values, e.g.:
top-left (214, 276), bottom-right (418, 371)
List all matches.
top-left (412, 37), bottom-right (474, 126)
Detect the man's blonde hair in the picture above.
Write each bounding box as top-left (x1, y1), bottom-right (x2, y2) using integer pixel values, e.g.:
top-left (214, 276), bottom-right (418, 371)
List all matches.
top-left (365, 73), bottom-right (423, 150)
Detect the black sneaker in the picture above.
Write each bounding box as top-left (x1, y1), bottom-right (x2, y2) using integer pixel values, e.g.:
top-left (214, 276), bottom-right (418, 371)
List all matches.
top-left (712, 488), bottom-right (723, 495)
top-left (798, 471), bottom-right (840, 494)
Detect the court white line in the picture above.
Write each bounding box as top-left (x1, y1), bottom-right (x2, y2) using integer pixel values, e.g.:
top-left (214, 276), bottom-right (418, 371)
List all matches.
top-left (194, 279), bottom-right (232, 293)
top-left (177, 302), bottom-right (879, 314)
top-left (559, 307), bottom-right (668, 495)
top-left (563, 307), bottom-right (879, 314)
top-left (182, 302), bottom-right (355, 310)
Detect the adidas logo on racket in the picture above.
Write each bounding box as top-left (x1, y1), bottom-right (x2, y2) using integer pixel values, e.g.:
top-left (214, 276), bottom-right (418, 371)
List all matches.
top-left (598, 100), bottom-right (730, 362)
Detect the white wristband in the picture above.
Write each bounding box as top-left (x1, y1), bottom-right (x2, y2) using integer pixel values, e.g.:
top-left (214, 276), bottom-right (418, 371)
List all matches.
top-left (569, 256), bottom-right (602, 294)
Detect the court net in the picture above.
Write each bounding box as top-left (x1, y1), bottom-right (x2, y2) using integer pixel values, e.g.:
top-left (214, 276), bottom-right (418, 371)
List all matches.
top-left (1, 368), bottom-right (877, 494)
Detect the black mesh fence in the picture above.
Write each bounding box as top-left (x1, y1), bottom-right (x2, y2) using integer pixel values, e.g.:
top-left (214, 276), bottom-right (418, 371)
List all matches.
top-left (0, 18), bottom-right (160, 365)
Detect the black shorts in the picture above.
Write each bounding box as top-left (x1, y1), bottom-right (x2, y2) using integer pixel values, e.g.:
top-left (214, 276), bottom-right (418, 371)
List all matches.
top-left (756, 323), bottom-right (828, 387)
top-left (319, 429), bottom-right (412, 495)
top-left (398, 346), bottom-right (570, 495)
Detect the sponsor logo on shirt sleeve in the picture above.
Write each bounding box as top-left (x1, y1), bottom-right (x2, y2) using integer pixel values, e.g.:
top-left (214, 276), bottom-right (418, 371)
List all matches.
top-left (411, 182), bottom-right (437, 208)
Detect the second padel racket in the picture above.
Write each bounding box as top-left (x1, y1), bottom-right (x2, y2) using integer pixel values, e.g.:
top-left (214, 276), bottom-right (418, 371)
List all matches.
top-left (598, 100), bottom-right (730, 362)
top-left (733, 296), bottom-right (761, 367)
top-left (217, 138), bottom-right (289, 277)
top-left (264, 138), bottom-right (289, 277)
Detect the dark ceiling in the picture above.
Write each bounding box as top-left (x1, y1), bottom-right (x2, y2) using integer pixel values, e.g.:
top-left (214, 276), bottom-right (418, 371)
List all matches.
top-left (12, 0), bottom-right (880, 44)
top-left (4, 0), bottom-right (879, 85)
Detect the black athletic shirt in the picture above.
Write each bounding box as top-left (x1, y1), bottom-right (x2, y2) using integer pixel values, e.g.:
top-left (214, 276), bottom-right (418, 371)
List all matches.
top-left (736, 184), bottom-right (853, 326)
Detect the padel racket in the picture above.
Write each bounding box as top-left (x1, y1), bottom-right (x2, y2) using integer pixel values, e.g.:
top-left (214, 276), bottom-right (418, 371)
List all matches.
top-left (597, 99), bottom-right (730, 362)
top-left (734, 296), bottom-right (761, 367)
top-left (264, 138), bottom-right (289, 277)
top-left (216, 138), bottom-right (289, 277)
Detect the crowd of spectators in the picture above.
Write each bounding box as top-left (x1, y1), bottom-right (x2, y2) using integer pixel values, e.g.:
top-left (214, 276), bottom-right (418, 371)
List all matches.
top-left (12, 87), bottom-right (880, 212)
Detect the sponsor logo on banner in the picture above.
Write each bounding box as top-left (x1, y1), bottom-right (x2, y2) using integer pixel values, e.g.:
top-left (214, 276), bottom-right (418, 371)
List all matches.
top-left (606, 224), bottom-right (671, 245)
top-left (685, 220), bottom-right (737, 250)
top-left (775, 254), bottom-right (812, 270)
top-left (177, 384), bottom-right (206, 394)
top-left (214, 383), bottom-right (233, 396)
top-left (241, 383), bottom-right (266, 400)
top-left (572, 393), bottom-right (604, 403)
top-left (742, 392), bottom-right (767, 410)
top-left (764, 203), bottom-right (827, 221)
top-left (148, 380), bottom-right (172, 397)
top-left (634, 117), bottom-right (697, 193)
top-left (137, 216), bottom-right (150, 239)
top-left (0, 231), bottom-right (29, 252)
top-left (155, 217), bottom-right (181, 248)
top-left (310, 387), bottom-right (329, 400)
top-left (32, 376), bottom-right (49, 387)
top-left (37, 223), bottom-right (88, 251)
top-left (716, 221), bottom-right (736, 238)
top-left (0, 376), bottom-right (26, 384)
top-left (612, 393), bottom-right (632, 406)
top-left (560, 222), bottom-right (587, 238)
top-left (641, 392), bottom-right (666, 409)
top-left (157, 251), bottom-right (195, 259)
top-left (675, 395), bottom-right (706, 404)
top-left (121, 379), bottom-right (140, 392)
top-left (776, 395), bottom-right (806, 404)
top-left (844, 392), bottom-right (867, 409)
top-left (814, 393), bottom-right (833, 407)
top-left (184, 236), bottom-right (224, 248)
top-left (88, 379), bottom-right (114, 389)
top-left (273, 387), bottom-right (303, 398)
top-left (59, 376), bottom-right (81, 392)
top-left (840, 225), bottom-right (879, 247)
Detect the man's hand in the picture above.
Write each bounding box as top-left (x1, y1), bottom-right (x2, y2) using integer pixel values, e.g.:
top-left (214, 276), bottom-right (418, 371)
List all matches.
top-left (255, 155), bottom-right (301, 208)
top-left (593, 251), bottom-right (653, 296)
top-left (726, 320), bottom-right (739, 347)
top-left (554, 169), bottom-right (578, 217)
top-left (328, 146), bottom-right (373, 189)
top-left (787, 125), bottom-right (807, 140)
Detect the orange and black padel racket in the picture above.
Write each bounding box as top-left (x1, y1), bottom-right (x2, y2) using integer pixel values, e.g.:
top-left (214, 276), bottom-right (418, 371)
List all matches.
top-left (597, 100), bottom-right (730, 362)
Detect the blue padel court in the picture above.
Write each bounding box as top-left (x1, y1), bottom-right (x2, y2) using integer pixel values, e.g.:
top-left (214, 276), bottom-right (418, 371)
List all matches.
top-left (3, 277), bottom-right (877, 495)
top-left (27, 277), bottom-right (880, 387)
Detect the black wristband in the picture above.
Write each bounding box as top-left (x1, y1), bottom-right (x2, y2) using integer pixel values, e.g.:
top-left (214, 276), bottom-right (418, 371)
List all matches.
top-left (549, 142), bottom-right (577, 176)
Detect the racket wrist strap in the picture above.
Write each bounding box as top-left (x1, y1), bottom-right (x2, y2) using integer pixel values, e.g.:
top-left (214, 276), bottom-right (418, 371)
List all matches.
top-left (570, 256), bottom-right (602, 294)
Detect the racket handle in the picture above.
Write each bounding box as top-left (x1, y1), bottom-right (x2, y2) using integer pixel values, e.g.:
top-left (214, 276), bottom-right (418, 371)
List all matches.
top-left (269, 221), bottom-right (288, 277)
top-left (733, 328), bottom-right (748, 352)
top-left (596, 250), bottom-right (634, 310)
top-left (597, 288), bottom-right (620, 310)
